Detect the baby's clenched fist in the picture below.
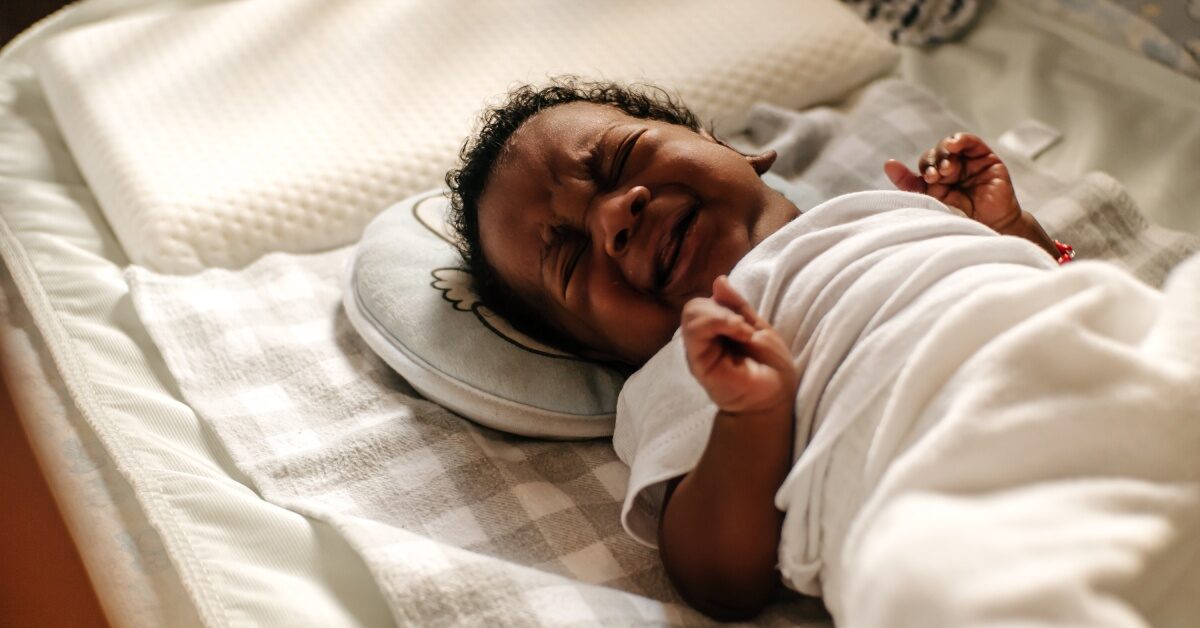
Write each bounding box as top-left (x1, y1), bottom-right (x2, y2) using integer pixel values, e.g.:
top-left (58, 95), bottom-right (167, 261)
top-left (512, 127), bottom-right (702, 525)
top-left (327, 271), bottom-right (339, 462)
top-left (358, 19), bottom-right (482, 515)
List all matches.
top-left (681, 276), bottom-right (797, 416)
top-left (884, 132), bottom-right (1023, 232)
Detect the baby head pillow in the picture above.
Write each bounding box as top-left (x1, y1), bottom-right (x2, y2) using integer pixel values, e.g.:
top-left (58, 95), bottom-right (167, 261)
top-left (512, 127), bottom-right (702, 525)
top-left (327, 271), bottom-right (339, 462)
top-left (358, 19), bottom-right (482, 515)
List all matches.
top-left (344, 189), bottom-right (626, 439)
top-left (345, 176), bottom-right (824, 439)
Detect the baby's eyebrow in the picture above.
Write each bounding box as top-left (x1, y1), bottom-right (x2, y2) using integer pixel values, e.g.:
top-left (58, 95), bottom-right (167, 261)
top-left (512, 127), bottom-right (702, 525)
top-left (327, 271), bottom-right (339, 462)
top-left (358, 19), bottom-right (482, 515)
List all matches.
top-left (573, 122), bottom-right (619, 181)
top-left (547, 124), bottom-right (600, 188)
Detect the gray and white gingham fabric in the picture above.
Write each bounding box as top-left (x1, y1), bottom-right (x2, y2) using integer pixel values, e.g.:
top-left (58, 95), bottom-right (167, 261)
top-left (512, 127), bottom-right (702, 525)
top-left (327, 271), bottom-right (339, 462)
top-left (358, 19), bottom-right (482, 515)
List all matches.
top-left (126, 249), bottom-right (830, 626)
top-left (126, 79), bottom-right (1197, 626)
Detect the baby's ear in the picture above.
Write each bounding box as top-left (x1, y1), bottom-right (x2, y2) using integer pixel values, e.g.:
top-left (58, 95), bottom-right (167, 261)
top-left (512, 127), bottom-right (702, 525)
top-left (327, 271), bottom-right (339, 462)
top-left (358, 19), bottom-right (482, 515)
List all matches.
top-left (745, 149), bottom-right (777, 176)
top-left (700, 128), bottom-right (776, 176)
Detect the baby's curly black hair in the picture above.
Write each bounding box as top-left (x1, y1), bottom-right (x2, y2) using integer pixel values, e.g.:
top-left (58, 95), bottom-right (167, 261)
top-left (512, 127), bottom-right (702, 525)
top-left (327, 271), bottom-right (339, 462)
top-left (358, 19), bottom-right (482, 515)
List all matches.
top-left (445, 78), bottom-right (702, 356)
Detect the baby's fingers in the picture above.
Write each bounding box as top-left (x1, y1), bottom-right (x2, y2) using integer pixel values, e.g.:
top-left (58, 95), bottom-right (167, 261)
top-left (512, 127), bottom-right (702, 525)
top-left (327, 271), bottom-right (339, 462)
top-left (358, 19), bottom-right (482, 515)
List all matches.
top-left (711, 276), bottom-right (769, 330)
top-left (884, 159), bottom-right (927, 194)
top-left (740, 328), bottom-right (795, 376)
top-left (921, 136), bottom-right (971, 184)
top-left (681, 297), bottom-right (756, 379)
top-left (681, 297), bottom-right (755, 344)
top-left (945, 132), bottom-right (994, 158)
top-left (935, 139), bottom-right (963, 181)
top-left (919, 147), bottom-right (942, 183)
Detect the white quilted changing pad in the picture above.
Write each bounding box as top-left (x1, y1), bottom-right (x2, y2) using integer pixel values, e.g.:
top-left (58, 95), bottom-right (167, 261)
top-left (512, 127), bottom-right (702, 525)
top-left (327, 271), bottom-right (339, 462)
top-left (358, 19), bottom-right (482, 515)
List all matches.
top-left (31, 0), bottom-right (897, 273)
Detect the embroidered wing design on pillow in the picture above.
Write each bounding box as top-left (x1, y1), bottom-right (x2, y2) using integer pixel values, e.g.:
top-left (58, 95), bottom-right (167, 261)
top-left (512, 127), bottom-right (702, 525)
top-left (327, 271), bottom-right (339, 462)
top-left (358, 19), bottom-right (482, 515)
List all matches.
top-left (416, 198), bottom-right (577, 359)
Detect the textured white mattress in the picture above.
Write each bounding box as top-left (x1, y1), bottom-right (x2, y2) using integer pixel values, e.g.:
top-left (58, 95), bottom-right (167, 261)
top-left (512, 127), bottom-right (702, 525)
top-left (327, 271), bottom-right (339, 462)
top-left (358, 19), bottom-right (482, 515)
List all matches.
top-left (31, 0), bottom-right (896, 273)
top-left (2, 1), bottom-right (1198, 626)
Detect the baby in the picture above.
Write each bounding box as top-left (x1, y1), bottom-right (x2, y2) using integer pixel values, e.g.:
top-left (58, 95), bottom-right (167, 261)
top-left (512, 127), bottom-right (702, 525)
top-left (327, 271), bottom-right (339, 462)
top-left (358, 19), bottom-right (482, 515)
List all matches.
top-left (446, 81), bottom-right (1200, 625)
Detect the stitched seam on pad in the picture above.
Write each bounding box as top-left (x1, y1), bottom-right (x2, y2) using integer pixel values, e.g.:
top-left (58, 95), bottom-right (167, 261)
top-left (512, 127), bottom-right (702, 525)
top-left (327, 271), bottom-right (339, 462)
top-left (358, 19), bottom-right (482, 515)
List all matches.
top-left (0, 212), bottom-right (232, 626)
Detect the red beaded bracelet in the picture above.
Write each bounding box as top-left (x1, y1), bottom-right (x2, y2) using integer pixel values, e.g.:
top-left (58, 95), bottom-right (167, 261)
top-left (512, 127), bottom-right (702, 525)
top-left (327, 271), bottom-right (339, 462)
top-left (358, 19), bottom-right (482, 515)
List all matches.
top-left (1055, 240), bottom-right (1075, 265)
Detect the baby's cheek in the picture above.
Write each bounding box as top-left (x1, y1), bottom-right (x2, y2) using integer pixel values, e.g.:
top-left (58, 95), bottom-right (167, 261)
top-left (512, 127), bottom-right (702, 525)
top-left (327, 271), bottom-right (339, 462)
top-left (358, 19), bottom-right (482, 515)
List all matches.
top-left (596, 294), bottom-right (679, 363)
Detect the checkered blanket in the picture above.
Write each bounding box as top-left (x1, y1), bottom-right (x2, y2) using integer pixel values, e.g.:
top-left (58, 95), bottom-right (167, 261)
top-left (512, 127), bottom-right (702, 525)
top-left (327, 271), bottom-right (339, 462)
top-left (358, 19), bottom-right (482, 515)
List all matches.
top-left (126, 79), bottom-right (1197, 626)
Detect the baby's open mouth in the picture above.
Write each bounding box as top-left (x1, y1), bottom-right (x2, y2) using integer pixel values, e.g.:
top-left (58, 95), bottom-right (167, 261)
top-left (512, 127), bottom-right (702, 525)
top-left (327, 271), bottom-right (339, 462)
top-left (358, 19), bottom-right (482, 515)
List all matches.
top-left (654, 206), bottom-right (699, 291)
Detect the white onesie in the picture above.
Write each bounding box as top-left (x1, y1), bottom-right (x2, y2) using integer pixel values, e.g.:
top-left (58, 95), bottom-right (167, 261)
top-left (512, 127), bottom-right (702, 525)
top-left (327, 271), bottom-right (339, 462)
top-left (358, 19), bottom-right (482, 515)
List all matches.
top-left (614, 190), bottom-right (1200, 626)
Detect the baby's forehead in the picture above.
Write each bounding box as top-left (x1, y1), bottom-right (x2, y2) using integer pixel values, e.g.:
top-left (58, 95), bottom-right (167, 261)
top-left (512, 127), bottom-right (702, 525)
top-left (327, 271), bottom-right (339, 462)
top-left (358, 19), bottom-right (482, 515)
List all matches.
top-left (505, 102), bottom-right (622, 157)
top-left (528, 101), bottom-right (626, 132)
top-left (488, 104), bottom-right (607, 180)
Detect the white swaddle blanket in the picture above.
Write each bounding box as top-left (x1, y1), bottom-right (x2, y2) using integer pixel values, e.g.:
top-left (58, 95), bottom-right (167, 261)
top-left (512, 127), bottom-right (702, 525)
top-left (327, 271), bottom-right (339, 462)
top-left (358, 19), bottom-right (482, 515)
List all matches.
top-left (615, 190), bottom-right (1200, 625)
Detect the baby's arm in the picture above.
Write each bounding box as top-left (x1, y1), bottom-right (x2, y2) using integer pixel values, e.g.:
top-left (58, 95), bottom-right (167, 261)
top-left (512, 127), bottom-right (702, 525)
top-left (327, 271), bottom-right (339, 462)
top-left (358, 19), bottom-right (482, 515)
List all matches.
top-left (885, 133), bottom-right (1061, 259)
top-left (658, 277), bottom-right (798, 621)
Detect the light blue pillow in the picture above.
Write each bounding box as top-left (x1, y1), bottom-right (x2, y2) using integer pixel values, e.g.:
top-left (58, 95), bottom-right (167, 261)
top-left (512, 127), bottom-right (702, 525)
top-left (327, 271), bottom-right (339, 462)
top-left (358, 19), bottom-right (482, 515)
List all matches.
top-left (344, 179), bottom-right (821, 439)
top-left (343, 189), bottom-right (626, 438)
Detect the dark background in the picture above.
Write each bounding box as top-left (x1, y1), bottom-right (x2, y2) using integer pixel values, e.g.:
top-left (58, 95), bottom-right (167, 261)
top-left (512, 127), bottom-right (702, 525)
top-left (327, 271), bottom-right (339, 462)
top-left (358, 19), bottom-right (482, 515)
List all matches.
top-left (2, 0), bottom-right (71, 48)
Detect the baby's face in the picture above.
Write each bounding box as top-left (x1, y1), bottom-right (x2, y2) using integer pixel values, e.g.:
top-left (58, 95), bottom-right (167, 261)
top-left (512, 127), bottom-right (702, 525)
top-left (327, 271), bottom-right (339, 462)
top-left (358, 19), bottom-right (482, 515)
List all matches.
top-left (478, 102), bottom-right (795, 365)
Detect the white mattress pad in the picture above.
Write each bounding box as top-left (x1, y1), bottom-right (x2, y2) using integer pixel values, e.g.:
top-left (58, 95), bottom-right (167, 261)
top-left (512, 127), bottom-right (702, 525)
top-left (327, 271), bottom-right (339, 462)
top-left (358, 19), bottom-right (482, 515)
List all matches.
top-left (31, 0), bottom-right (897, 273)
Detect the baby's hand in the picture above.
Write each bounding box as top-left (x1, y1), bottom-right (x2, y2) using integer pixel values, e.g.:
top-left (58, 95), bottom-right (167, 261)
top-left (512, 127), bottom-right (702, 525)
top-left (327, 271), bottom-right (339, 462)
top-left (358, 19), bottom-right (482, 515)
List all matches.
top-left (884, 133), bottom-right (1022, 231)
top-left (681, 276), bottom-right (797, 416)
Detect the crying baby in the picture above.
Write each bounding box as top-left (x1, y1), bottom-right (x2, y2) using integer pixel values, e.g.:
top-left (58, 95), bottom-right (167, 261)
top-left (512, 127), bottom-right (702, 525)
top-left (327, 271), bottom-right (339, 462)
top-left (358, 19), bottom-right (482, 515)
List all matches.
top-left (443, 79), bottom-right (1200, 625)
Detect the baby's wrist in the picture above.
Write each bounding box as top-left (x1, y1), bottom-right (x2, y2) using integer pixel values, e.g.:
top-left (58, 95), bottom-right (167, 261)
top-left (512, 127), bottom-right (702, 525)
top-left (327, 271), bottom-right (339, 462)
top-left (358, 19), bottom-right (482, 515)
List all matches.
top-left (1006, 210), bottom-right (1060, 259)
top-left (979, 197), bottom-right (1024, 233)
top-left (716, 393), bottom-right (795, 423)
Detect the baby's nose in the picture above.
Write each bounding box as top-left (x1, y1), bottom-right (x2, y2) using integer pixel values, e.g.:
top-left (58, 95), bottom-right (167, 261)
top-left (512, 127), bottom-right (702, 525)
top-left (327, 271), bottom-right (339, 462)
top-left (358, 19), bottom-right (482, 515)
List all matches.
top-left (599, 185), bottom-right (650, 258)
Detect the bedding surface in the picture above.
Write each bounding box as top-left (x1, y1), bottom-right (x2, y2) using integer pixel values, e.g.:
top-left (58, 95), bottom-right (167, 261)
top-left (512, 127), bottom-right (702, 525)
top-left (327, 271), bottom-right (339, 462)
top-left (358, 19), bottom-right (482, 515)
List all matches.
top-left (127, 79), bottom-right (1198, 625)
top-left (1028, 0), bottom-right (1200, 78)
top-left (899, 0), bottom-right (1200, 235)
top-left (0, 266), bottom-right (203, 627)
top-left (833, 253), bottom-right (1200, 626)
top-left (2, 15), bottom-right (204, 623)
top-left (4, 0), bottom-right (1198, 624)
top-left (128, 248), bottom-right (829, 625)
top-left (1, 4), bottom-right (397, 625)
top-left (32, 0), bottom-right (897, 273)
